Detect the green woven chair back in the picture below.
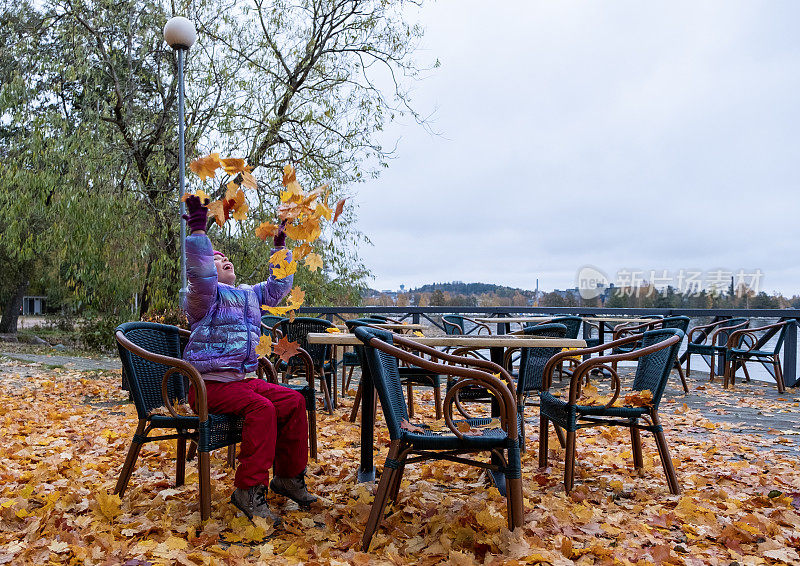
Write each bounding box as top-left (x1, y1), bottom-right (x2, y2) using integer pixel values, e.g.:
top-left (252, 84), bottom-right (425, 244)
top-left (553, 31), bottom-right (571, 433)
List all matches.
top-left (631, 328), bottom-right (684, 407)
top-left (115, 322), bottom-right (187, 421)
top-left (275, 317), bottom-right (336, 367)
top-left (540, 316), bottom-right (582, 339)
top-left (442, 315), bottom-right (465, 335)
top-left (353, 326), bottom-right (408, 440)
top-left (519, 323), bottom-right (567, 393)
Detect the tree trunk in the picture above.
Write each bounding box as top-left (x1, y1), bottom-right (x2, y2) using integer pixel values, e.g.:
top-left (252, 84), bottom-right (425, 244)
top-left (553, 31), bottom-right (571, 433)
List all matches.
top-left (0, 276), bottom-right (30, 334)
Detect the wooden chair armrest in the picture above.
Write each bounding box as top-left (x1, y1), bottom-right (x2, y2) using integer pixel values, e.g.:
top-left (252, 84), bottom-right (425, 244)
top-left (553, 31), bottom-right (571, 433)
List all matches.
top-left (462, 316), bottom-right (493, 335)
top-left (503, 347), bottom-right (520, 372)
top-left (708, 320), bottom-right (749, 344)
top-left (612, 320), bottom-right (657, 340)
top-left (116, 329), bottom-right (209, 421)
top-left (687, 319), bottom-right (728, 342)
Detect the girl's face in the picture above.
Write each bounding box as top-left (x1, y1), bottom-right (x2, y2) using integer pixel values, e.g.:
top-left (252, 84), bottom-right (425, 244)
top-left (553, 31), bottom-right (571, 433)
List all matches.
top-left (213, 252), bottom-right (236, 285)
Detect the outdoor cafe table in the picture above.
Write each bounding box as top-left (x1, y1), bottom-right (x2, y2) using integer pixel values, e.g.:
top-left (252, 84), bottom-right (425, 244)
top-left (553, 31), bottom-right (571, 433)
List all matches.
top-left (307, 332), bottom-right (586, 493)
top-left (335, 323), bottom-right (426, 332)
top-left (474, 316), bottom-right (653, 342)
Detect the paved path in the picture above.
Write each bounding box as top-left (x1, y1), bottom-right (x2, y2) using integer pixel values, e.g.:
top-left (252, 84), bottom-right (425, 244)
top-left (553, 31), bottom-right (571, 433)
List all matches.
top-left (0, 352), bottom-right (120, 372)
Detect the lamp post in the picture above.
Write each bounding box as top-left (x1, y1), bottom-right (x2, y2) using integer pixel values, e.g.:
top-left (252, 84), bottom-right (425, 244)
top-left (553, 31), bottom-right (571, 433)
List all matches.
top-left (163, 16), bottom-right (197, 307)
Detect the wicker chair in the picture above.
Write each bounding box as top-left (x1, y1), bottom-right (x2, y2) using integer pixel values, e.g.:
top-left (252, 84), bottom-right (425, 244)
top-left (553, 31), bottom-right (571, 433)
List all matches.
top-left (274, 317), bottom-right (336, 413)
top-left (442, 314), bottom-right (492, 336)
top-left (724, 320), bottom-right (793, 393)
top-left (346, 318), bottom-right (442, 422)
top-left (539, 328), bottom-right (684, 494)
top-left (353, 326), bottom-right (523, 552)
top-left (611, 316), bottom-right (691, 392)
top-left (114, 322), bottom-right (315, 519)
top-left (684, 318), bottom-right (749, 381)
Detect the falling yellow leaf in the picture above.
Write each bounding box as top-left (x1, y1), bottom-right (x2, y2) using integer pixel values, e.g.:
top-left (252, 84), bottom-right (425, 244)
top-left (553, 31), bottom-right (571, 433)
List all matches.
top-left (255, 335), bottom-right (272, 358)
top-left (219, 157), bottom-right (247, 175)
top-left (288, 287), bottom-right (305, 307)
top-left (189, 153), bottom-right (221, 181)
top-left (273, 260), bottom-right (298, 279)
top-left (255, 222), bottom-right (280, 241)
top-left (304, 253), bottom-right (323, 272)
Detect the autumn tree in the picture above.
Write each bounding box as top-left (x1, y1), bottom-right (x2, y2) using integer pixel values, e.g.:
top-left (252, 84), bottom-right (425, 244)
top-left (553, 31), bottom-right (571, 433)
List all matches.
top-left (0, 0), bottom-right (433, 334)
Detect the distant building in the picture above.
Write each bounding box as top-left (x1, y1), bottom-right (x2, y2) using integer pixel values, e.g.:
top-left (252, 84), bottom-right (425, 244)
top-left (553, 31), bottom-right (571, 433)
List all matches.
top-left (21, 296), bottom-right (47, 315)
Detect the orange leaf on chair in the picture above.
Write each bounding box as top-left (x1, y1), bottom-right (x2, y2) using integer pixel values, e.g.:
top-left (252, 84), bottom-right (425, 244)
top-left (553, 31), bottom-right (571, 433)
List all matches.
top-left (273, 337), bottom-right (301, 364)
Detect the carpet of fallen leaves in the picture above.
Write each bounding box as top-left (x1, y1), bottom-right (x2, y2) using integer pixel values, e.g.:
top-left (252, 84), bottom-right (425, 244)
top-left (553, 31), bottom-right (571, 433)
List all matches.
top-left (1, 356), bottom-right (799, 565)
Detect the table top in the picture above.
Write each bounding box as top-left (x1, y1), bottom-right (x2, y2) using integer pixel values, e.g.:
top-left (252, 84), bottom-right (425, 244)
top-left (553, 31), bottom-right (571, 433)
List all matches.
top-left (308, 332), bottom-right (586, 348)
top-left (474, 316), bottom-right (653, 325)
top-left (335, 322), bottom-right (425, 331)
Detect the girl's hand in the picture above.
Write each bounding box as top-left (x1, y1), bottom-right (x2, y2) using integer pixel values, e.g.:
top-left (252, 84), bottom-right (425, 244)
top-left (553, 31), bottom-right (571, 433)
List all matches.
top-left (183, 194), bottom-right (209, 233)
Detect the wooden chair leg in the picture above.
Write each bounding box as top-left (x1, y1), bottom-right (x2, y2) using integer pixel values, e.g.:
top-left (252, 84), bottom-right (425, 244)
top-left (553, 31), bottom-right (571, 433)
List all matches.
top-left (685, 353), bottom-right (691, 379)
top-left (708, 352), bottom-right (716, 382)
top-left (723, 357), bottom-right (732, 388)
top-left (176, 437), bottom-right (187, 487)
top-left (388, 459), bottom-right (406, 502)
top-left (319, 372), bottom-right (334, 415)
top-left (674, 362), bottom-right (689, 393)
top-left (564, 430), bottom-right (577, 493)
top-left (362, 443), bottom-right (402, 552)
top-left (114, 421), bottom-right (147, 496)
top-left (349, 381), bottom-right (363, 423)
top-left (651, 414), bottom-right (680, 495)
top-left (227, 444), bottom-right (237, 469)
top-left (308, 403), bottom-right (318, 460)
top-left (630, 425), bottom-right (643, 470)
top-left (538, 415), bottom-right (549, 468)
top-left (406, 380), bottom-right (414, 418)
top-left (774, 356), bottom-right (786, 394)
top-left (186, 440), bottom-right (197, 462)
top-left (199, 451), bottom-right (212, 520)
top-left (433, 381), bottom-right (442, 420)
top-left (741, 362), bottom-right (751, 382)
top-left (554, 423), bottom-right (566, 448)
top-left (506, 477), bottom-right (524, 529)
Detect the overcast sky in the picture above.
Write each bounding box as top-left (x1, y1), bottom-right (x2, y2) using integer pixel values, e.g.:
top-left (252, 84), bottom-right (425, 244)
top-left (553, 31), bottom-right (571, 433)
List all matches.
top-left (353, 1), bottom-right (800, 296)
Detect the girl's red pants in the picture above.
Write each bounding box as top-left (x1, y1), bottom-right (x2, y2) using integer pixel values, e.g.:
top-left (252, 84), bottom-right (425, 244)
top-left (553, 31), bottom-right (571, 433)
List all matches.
top-left (189, 378), bottom-right (308, 488)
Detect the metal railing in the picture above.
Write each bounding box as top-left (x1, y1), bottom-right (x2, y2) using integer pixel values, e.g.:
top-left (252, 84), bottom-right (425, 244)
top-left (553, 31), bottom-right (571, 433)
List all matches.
top-left (296, 306), bottom-right (800, 387)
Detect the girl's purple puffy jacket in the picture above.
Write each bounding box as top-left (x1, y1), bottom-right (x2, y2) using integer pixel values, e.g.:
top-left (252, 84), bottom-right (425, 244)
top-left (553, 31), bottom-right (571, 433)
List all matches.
top-left (182, 233), bottom-right (293, 375)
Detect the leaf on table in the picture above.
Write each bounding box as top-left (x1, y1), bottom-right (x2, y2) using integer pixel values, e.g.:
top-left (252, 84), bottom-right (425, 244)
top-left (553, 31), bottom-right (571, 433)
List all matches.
top-left (189, 153), bottom-right (220, 180)
top-left (333, 198), bottom-right (346, 222)
top-left (325, 327), bottom-right (341, 333)
top-left (412, 330), bottom-right (424, 337)
top-left (273, 337), bottom-right (301, 364)
top-left (399, 419), bottom-right (425, 433)
top-left (255, 335), bottom-right (272, 358)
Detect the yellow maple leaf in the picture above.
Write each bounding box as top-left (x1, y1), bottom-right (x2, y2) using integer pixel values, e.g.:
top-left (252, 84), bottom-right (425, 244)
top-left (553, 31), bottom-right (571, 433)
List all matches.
top-left (326, 327), bottom-right (341, 333)
top-left (288, 287), bottom-right (305, 307)
top-left (189, 153), bottom-right (220, 181)
top-left (413, 330), bottom-right (424, 337)
top-left (304, 253), bottom-right (323, 272)
top-left (255, 222), bottom-right (280, 241)
top-left (166, 536), bottom-right (189, 550)
top-left (225, 181), bottom-right (240, 200)
top-left (241, 169), bottom-right (258, 190)
top-left (280, 190), bottom-right (295, 203)
top-left (270, 248), bottom-right (290, 267)
top-left (285, 180), bottom-right (302, 196)
top-left (262, 305), bottom-right (294, 316)
top-left (219, 157), bottom-right (246, 175)
top-left (181, 188), bottom-right (211, 205)
top-left (206, 199), bottom-right (226, 227)
top-left (273, 260), bottom-right (298, 279)
top-left (292, 243), bottom-right (312, 261)
top-left (255, 335), bottom-right (272, 358)
top-left (95, 491), bottom-right (122, 521)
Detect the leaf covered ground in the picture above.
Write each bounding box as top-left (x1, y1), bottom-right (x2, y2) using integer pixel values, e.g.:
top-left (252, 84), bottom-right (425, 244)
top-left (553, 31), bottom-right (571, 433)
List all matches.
top-left (0, 357), bottom-right (798, 565)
